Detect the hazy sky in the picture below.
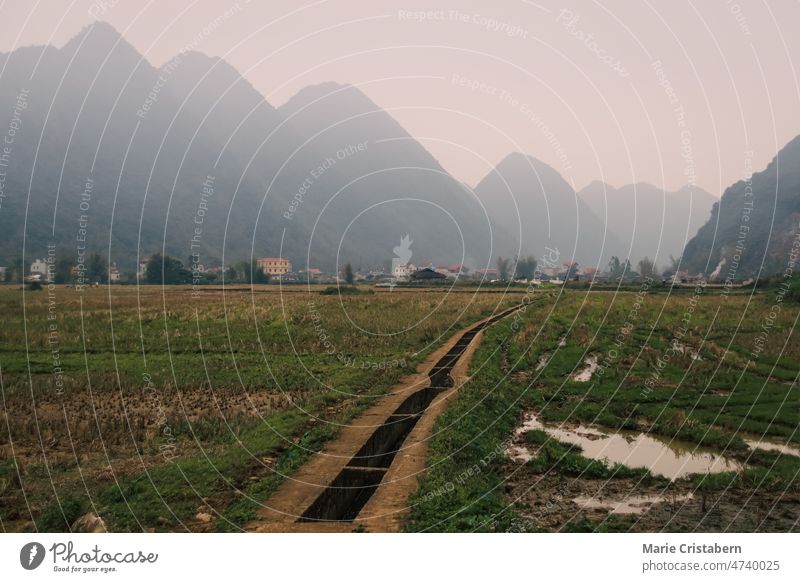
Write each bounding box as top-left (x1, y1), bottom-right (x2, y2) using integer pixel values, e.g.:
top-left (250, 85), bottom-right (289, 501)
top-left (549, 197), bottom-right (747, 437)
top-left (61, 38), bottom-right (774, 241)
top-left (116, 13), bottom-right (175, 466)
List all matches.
top-left (3, 0), bottom-right (799, 195)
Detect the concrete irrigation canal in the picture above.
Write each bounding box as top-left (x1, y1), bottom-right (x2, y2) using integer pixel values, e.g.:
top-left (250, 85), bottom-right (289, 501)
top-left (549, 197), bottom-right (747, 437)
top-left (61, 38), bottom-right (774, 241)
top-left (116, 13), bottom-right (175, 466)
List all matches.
top-left (248, 304), bottom-right (524, 532)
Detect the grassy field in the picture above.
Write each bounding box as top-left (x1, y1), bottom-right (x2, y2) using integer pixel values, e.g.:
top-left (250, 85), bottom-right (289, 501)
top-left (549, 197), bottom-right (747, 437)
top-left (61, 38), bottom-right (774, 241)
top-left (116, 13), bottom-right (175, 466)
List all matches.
top-left (0, 284), bottom-right (516, 532)
top-left (408, 287), bottom-right (800, 532)
top-left (2, 284), bottom-right (798, 533)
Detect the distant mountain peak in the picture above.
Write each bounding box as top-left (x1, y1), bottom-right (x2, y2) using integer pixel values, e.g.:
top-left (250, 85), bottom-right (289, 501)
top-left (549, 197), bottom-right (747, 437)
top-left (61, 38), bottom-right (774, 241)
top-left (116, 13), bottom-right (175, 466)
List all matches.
top-left (490, 152), bottom-right (571, 190)
top-left (291, 80), bottom-right (352, 96)
top-left (586, 179), bottom-right (613, 189)
top-left (278, 80), bottom-right (413, 146)
top-left (61, 20), bottom-right (144, 66)
top-left (173, 49), bottom-right (218, 64)
top-left (494, 151), bottom-right (560, 170)
top-left (496, 151), bottom-right (534, 165)
top-left (281, 81), bottom-right (373, 114)
top-left (67, 20), bottom-right (125, 48)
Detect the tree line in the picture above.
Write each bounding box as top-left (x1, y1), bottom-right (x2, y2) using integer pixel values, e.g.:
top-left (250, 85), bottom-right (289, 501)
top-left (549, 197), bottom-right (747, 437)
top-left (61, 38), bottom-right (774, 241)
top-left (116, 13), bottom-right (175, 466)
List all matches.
top-left (493, 254), bottom-right (679, 281)
top-left (2, 253), bottom-right (273, 285)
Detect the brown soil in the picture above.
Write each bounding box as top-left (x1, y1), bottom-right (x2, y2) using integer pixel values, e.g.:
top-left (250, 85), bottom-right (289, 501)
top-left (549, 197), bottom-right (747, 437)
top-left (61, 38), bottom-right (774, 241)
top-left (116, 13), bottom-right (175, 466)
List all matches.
top-left (247, 313), bottom-right (499, 532)
top-left (504, 470), bottom-right (800, 532)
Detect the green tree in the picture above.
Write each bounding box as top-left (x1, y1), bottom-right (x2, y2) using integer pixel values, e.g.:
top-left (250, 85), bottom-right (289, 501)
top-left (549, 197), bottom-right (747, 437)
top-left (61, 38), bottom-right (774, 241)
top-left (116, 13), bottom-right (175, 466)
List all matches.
top-left (621, 258), bottom-right (633, 280)
top-left (87, 253), bottom-right (107, 284)
top-left (234, 260), bottom-right (251, 283)
top-left (638, 257), bottom-right (656, 279)
top-left (609, 257), bottom-right (634, 281)
top-left (607, 256), bottom-right (623, 279)
top-left (5, 257), bottom-right (24, 282)
top-left (664, 254), bottom-right (681, 276)
top-left (145, 254), bottom-right (190, 284)
top-left (224, 265), bottom-right (238, 282)
top-left (496, 256), bottom-right (510, 280)
top-left (564, 261), bottom-right (579, 280)
top-left (54, 258), bottom-right (73, 283)
top-left (514, 256), bottom-right (538, 280)
top-left (345, 262), bottom-right (354, 285)
top-left (248, 259), bottom-right (270, 283)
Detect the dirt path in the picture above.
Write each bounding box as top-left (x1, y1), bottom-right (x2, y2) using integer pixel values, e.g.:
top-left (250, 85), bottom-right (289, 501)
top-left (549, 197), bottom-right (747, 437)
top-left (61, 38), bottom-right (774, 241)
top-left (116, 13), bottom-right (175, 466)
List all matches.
top-left (247, 304), bottom-right (521, 532)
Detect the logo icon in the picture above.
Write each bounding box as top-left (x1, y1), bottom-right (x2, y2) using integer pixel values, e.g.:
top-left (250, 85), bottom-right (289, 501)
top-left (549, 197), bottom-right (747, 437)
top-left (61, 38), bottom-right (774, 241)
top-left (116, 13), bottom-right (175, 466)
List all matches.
top-left (20, 542), bottom-right (46, 570)
top-left (391, 234), bottom-right (414, 284)
top-left (393, 234), bottom-right (413, 265)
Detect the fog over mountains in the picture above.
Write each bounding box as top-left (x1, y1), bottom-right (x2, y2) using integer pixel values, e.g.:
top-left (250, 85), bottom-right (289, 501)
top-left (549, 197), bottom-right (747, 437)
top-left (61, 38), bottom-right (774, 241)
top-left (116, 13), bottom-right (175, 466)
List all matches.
top-left (475, 153), bottom-right (622, 268)
top-left (0, 22), bottom-right (795, 277)
top-left (0, 23), bottom-right (506, 272)
top-left (577, 182), bottom-right (716, 268)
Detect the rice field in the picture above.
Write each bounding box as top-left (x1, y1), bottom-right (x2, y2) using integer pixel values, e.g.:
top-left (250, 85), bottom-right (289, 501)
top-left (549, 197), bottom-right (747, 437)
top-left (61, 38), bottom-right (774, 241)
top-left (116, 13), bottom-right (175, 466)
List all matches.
top-left (0, 284), bottom-right (516, 532)
top-left (408, 287), bottom-right (800, 532)
top-left (2, 283), bottom-right (798, 532)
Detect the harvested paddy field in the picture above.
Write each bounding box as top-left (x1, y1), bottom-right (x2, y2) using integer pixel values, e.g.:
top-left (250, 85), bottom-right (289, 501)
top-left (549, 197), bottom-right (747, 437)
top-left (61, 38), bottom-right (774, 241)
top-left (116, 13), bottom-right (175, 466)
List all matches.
top-left (407, 288), bottom-right (800, 532)
top-left (0, 285), bottom-right (516, 532)
top-left (1, 285), bottom-right (797, 532)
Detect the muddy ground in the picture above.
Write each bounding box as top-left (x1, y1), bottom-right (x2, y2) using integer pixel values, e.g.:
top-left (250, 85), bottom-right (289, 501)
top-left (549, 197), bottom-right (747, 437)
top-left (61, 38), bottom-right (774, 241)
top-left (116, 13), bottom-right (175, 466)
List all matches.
top-left (504, 470), bottom-right (799, 532)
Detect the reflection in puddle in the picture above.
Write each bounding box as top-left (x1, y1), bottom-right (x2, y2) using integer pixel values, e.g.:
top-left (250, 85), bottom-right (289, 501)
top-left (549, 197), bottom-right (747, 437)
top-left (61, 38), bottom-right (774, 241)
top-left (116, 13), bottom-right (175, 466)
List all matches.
top-left (509, 412), bottom-right (741, 480)
top-left (573, 493), bottom-right (694, 515)
top-left (745, 438), bottom-right (800, 458)
top-left (572, 354), bottom-right (599, 382)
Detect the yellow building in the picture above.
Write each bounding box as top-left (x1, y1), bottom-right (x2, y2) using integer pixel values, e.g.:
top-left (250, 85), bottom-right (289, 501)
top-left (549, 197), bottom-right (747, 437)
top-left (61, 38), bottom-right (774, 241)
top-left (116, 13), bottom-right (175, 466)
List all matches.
top-left (257, 257), bottom-right (292, 276)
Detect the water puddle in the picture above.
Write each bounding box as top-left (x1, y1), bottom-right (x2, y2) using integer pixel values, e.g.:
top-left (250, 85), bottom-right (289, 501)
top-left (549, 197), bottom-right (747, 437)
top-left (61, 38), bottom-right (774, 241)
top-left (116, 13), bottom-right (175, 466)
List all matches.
top-left (508, 412), bottom-right (741, 480)
top-left (505, 412), bottom-right (549, 462)
top-left (572, 354), bottom-right (599, 382)
top-left (573, 492), bottom-right (694, 515)
top-left (745, 438), bottom-right (800, 458)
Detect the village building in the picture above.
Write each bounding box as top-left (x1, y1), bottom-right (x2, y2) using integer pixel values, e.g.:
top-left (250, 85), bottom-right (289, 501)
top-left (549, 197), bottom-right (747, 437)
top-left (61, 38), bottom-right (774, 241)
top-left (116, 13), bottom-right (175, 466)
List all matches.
top-left (474, 268), bottom-right (499, 280)
top-left (410, 267), bottom-right (447, 282)
top-left (392, 261), bottom-right (416, 279)
top-left (137, 257), bottom-right (150, 279)
top-left (257, 257), bottom-right (292, 277)
top-left (444, 263), bottom-right (465, 276)
top-left (109, 262), bottom-right (121, 282)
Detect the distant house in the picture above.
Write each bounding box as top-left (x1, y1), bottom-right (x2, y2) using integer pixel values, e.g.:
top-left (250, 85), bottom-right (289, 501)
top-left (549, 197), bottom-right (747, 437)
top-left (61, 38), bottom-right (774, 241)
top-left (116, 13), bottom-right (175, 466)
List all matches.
top-left (475, 268), bottom-right (499, 280)
top-left (434, 266), bottom-right (452, 277)
top-left (257, 257), bottom-right (292, 277)
top-left (300, 268), bottom-right (323, 280)
top-left (410, 267), bottom-right (446, 282)
top-left (137, 257), bottom-right (150, 280)
top-left (393, 262), bottom-right (416, 279)
top-left (109, 262), bottom-right (121, 282)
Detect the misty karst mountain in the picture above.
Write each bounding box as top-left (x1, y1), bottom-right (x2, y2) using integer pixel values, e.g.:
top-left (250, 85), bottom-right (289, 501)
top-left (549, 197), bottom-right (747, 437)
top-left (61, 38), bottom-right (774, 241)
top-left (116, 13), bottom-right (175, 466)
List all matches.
top-left (0, 21), bottom-right (288, 270)
top-left (2, 22), bottom-right (796, 280)
top-left (276, 81), bottom-right (509, 271)
top-left (474, 153), bottom-right (623, 268)
top-left (578, 182), bottom-right (716, 267)
top-left (682, 135), bottom-right (800, 277)
top-left (0, 22), bottom-right (506, 273)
